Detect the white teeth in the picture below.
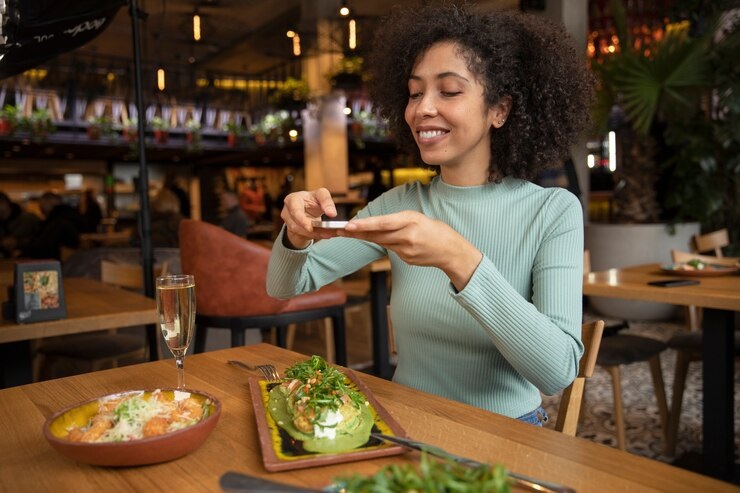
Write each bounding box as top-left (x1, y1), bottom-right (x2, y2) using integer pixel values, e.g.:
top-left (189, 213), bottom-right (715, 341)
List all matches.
top-left (419, 130), bottom-right (446, 139)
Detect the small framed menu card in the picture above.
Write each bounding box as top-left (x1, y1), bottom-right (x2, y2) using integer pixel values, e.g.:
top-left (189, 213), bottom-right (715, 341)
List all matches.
top-left (12, 260), bottom-right (67, 323)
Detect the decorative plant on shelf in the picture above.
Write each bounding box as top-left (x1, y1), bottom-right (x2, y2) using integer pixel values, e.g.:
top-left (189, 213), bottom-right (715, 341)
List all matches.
top-left (122, 118), bottom-right (139, 143)
top-left (223, 121), bottom-right (245, 147)
top-left (184, 118), bottom-right (202, 151)
top-left (27, 108), bottom-right (55, 142)
top-left (86, 115), bottom-right (115, 140)
top-left (591, 0), bottom-right (739, 251)
top-left (268, 77), bottom-right (309, 109)
top-left (0, 105), bottom-right (19, 135)
top-left (329, 56), bottom-right (365, 90)
top-left (149, 116), bottom-right (169, 144)
top-left (249, 110), bottom-right (295, 145)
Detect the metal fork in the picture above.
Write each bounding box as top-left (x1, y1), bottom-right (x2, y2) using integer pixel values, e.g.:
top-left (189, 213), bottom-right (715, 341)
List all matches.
top-left (227, 360), bottom-right (282, 383)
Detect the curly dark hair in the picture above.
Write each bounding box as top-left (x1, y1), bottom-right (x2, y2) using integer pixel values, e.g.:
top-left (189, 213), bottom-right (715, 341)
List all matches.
top-left (367, 1), bottom-right (594, 181)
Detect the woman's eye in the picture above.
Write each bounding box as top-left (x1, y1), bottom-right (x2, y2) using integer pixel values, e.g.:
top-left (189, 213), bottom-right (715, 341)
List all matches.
top-left (441, 91), bottom-right (462, 97)
top-left (409, 92), bottom-right (422, 100)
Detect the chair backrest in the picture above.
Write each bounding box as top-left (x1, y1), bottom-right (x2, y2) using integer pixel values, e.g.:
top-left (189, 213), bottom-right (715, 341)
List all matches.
top-left (178, 219), bottom-right (289, 317)
top-left (671, 249), bottom-right (738, 267)
top-left (691, 228), bottom-right (729, 257)
top-left (555, 319), bottom-right (605, 436)
top-left (100, 260), bottom-right (168, 290)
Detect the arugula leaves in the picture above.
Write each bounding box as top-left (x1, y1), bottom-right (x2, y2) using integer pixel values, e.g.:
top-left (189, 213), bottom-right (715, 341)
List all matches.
top-left (284, 355), bottom-right (365, 416)
top-left (334, 453), bottom-right (511, 492)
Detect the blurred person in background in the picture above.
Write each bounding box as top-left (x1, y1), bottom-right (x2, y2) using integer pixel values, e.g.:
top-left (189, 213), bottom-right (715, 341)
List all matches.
top-left (22, 192), bottom-right (83, 260)
top-left (165, 172), bottom-right (191, 218)
top-left (220, 189), bottom-right (250, 238)
top-left (79, 188), bottom-right (103, 233)
top-left (132, 189), bottom-right (183, 248)
top-left (0, 191), bottom-right (40, 258)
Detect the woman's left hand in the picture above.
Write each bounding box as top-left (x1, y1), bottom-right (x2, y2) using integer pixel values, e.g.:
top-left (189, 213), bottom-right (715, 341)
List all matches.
top-left (340, 211), bottom-right (483, 291)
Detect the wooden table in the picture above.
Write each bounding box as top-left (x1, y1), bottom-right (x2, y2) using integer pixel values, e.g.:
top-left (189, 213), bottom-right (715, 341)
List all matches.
top-left (79, 231), bottom-right (133, 248)
top-left (0, 277), bottom-right (158, 387)
top-left (583, 263), bottom-right (740, 480)
top-left (0, 343), bottom-right (734, 492)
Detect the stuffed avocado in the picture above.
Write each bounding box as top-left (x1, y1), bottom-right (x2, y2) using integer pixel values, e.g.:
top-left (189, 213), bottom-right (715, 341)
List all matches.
top-left (267, 355), bottom-right (374, 453)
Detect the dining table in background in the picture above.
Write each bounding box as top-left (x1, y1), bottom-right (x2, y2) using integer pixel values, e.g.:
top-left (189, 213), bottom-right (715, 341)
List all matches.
top-left (0, 277), bottom-right (158, 387)
top-left (583, 263), bottom-right (740, 481)
top-left (79, 230), bottom-right (133, 248)
top-left (0, 343), bottom-right (734, 492)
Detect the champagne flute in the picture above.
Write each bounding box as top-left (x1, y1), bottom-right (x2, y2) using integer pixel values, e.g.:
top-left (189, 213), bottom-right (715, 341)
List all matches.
top-left (156, 274), bottom-right (196, 389)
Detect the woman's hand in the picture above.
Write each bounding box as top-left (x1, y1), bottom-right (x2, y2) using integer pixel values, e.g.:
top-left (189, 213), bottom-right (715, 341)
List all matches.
top-left (341, 211), bottom-right (483, 291)
top-left (280, 188), bottom-right (340, 248)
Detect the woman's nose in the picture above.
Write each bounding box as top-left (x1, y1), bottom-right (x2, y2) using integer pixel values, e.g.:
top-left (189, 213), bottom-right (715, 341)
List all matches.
top-left (416, 94), bottom-right (438, 117)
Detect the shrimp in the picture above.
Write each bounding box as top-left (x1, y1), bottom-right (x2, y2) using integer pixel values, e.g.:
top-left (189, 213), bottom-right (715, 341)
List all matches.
top-left (79, 415), bottom-right (114, 442)
top-left (142, 416), bottom-right (169, 437)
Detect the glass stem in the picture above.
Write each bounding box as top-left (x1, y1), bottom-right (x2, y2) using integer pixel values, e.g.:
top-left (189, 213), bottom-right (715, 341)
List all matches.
top-left (176, 356), bottom-right (185, 389)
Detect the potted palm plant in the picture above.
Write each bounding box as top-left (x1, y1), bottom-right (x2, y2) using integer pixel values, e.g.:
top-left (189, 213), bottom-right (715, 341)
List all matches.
top-left (586, 0), bottom-right (739, 319)
top-left (591, 0), bottom-right (738, 239)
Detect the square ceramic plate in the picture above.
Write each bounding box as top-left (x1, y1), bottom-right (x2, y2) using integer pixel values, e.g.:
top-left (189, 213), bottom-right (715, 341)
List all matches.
top-left (248, 369), bottom-right (407, 472)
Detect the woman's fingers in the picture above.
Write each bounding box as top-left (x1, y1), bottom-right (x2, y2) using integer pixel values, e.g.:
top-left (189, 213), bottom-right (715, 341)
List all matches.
top-left (314, 188), bottom-right (338, 218)
top-left (344, 211), bottom-right (409, 233)
top-left (281, 188), bottom-right (341, 241)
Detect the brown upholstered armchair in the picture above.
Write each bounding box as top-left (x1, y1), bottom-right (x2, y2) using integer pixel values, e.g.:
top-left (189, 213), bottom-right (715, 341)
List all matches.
top-left (178, 219), bottom-right (347, 365)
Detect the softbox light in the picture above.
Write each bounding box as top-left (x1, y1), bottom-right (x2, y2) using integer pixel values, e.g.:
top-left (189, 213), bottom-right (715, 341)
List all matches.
top-left (0, 0), bottom-right (126, 79)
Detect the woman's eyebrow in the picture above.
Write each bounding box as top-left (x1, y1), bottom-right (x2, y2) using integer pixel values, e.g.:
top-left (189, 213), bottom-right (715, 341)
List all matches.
top-left (409, 72), bottom-right (470, 83)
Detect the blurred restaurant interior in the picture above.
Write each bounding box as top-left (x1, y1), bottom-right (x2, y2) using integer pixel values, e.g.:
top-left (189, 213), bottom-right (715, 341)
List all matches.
top-left (0, 0), bottom-right (739, 487)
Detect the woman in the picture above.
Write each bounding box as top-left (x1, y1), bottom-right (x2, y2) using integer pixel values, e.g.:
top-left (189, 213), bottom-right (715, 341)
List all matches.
top-left (267, 2), bottom-right (593, 425)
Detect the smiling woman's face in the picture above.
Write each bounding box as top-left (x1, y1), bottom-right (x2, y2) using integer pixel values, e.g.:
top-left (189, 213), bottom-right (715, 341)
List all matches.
top-left (404, 41), bottom-right (502, 183)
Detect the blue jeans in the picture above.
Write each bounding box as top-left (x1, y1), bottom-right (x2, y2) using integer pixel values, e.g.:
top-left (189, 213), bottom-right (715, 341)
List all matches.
top-left (517, 406), bottom-right (548, 427)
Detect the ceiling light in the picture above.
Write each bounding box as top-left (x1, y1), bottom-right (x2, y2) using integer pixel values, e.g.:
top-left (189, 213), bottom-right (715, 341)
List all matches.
top-left (339, 0), bottom-right (350, 16)
top-left (193, 14), bottom-right (201, 41)
top-left (292, 34), bottom-right (301, 56)
top-left (286, 29), bottom-right (296, 38)
top-left (157, 68), bottom-right (165, 91)
top-left (348, 19), bottom-right (356, 50)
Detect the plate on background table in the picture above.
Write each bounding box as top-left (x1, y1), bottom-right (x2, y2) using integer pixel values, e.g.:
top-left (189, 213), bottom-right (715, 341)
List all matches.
top-left (660, 263), bottom-right (739, 277)
top-left (248, 369), bottom-right (407, 472)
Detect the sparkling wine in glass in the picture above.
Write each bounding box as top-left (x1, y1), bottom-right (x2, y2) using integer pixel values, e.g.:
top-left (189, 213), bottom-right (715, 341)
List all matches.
top-left (156, 275), bottom-right (196, 389)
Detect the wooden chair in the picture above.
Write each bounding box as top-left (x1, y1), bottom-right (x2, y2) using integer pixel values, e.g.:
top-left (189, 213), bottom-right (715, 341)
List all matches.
top-left (555, 320), bottom-right (605, 436)
top-left (663, 248), bottom-right (739, 456)
top-left (34, 261), bottom-right (167, 380)
top-left (285, 319), bottom-right (336, 364)
top-left (178, 219), bottom-right (348, 365)
top-left (691, 228), bottom-right (729, 257)
top-left (584, 250), bottom-right (669, 451)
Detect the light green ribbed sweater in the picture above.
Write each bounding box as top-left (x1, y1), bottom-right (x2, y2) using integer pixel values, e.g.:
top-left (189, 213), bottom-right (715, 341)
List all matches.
top-left (267, 176), bottom-right (584, 418)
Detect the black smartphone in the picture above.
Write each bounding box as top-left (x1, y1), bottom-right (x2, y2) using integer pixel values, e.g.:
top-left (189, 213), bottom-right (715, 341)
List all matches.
top-left (647, 279), bottom-right (700, 288)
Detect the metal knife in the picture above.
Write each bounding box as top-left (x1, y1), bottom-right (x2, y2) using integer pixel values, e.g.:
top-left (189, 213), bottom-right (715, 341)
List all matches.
top-left (371, 433), bottom-right (576, 493)
top-left (220, 471), bottom-right (323, 493)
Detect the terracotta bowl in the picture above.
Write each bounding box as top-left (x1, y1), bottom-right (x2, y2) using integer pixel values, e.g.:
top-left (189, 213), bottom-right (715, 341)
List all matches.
top-left (43, 388), bottom-right (221, 466)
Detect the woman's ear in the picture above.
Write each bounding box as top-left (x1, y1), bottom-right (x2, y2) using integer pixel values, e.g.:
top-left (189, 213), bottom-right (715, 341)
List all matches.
top-left (490, 95), bottom-right (512, 129)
